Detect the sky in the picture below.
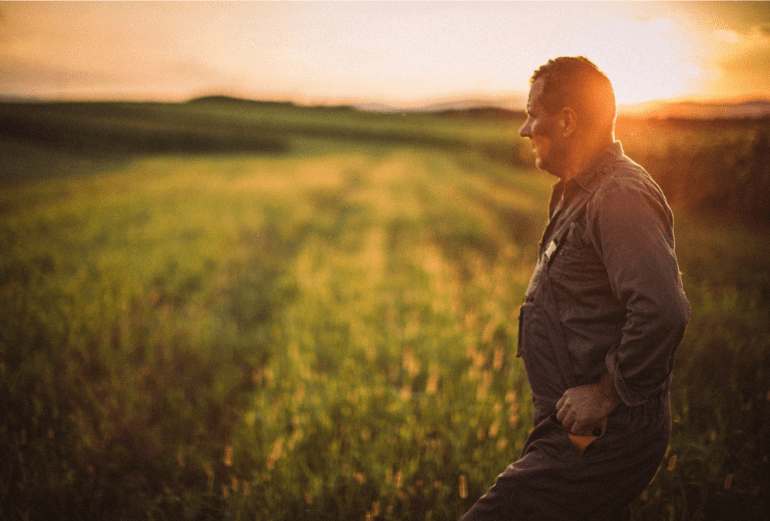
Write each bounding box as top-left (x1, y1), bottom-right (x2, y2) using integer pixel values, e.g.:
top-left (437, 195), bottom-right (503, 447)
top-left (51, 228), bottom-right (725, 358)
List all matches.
top-left (1, 1), bottom-right (770, 109)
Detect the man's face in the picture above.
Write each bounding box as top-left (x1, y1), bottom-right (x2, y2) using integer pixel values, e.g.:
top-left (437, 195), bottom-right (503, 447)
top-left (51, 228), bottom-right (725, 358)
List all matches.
top-left (519, 78), bottom-right (567, 176)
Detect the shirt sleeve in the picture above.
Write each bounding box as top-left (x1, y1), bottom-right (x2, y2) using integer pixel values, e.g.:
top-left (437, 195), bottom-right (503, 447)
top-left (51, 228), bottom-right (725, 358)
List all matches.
top-left (587, 174), bottom-right (690, 407)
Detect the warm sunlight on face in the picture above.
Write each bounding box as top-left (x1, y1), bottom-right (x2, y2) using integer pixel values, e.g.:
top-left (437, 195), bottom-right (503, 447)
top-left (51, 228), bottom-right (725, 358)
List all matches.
top-left (562, 17), bottom-right (701, 105)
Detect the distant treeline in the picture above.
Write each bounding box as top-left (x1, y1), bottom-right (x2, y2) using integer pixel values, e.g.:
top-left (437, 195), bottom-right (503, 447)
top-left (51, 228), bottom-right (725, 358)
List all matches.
top-left (0, 102), bottom-right (289, 155)
top-left (3, 99), bottom-right (770, 223)
top-left (616, 118), bottom-right (770, 225)
top-left (0, 100), bottom-right (513, 164)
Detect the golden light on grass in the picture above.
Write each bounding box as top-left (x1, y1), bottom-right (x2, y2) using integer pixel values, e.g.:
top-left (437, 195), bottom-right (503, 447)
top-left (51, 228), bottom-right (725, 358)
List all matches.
top-left (493, 347), bottom-right (504, 371)
top-left (394, 470), bottom-right (403, 488)
top-left (426, 363), bottom-right (440, 395)
top-left (459, 474), bottom-right (468, 499)
top-left (223, 445), bottom-right (233, 467)
top-left (476, 370), bottom-right (492, 402)
top-left (267, 438), bottom-right (284, 470)
top-left (402, 348), bottom-right (420, 378)
top-left (399, 382), bottom-right (412, 401)
top-left (489, 420), bottom-right (500, 438)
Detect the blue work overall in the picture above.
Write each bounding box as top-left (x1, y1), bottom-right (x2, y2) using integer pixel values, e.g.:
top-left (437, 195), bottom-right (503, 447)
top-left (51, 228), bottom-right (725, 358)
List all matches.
top-left (461, 185), bottom-right (670, 521)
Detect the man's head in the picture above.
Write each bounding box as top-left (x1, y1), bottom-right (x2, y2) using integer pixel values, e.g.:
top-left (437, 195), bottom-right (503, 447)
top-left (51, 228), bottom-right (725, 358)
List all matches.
top-left (519, 56), bottom-right (616, 178)
top-left (531, 56), bottom-right (616, 135)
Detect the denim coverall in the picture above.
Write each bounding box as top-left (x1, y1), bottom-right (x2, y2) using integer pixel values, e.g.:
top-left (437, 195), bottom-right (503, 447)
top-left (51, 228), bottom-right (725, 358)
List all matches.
top-left (461, 143), bottom-right (690, 520)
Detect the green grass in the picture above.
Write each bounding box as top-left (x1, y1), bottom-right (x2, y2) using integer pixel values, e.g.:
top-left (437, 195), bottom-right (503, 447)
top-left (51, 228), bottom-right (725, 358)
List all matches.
top-left (1, 101), bottom-right (768, 520)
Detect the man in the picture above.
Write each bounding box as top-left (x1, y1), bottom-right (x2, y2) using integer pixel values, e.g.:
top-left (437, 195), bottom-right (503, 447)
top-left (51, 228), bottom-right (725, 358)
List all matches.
top-left (460, 57), bottom-right (690, 520)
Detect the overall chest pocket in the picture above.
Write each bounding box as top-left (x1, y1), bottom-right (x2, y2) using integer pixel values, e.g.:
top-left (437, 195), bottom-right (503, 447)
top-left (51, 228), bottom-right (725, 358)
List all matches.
top-left (549, 222), bottom-right (607, 286)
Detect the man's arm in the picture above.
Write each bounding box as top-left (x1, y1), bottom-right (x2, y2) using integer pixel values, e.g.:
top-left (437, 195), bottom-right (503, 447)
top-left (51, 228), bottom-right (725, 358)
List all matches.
top-left (558, 170), bottom-right (689, 433)
top-left (591, 176), bottom-right (690, 407)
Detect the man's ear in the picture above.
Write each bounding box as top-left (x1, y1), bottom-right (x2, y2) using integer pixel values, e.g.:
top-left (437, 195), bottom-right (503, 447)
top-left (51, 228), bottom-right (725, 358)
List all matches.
top-left (559, 107), bottom-right (578, 138)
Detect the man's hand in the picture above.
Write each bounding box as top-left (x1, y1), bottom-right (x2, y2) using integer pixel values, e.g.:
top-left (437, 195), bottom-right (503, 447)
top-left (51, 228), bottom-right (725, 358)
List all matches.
top-left (556, 372), bottom-right (621, 435)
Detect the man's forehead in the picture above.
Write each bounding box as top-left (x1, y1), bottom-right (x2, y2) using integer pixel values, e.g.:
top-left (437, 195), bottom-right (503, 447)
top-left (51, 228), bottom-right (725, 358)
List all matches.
top-left (527, 77), bottom-right (546, 110)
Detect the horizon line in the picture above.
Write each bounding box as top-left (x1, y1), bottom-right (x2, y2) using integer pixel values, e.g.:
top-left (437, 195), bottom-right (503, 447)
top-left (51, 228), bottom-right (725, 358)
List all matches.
top-left (3, 92), bottom-right (770, 115)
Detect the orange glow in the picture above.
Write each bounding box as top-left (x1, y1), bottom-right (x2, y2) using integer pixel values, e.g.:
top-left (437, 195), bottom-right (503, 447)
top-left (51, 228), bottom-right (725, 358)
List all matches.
top-left (0, 2), bottom-right (767, 106)
top-left (559, 16), bottom-right (702, 106)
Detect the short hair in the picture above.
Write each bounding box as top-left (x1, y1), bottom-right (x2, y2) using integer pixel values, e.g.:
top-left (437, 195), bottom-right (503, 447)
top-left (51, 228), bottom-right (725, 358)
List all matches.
top-left (531, 56), bottom-right (616, 133)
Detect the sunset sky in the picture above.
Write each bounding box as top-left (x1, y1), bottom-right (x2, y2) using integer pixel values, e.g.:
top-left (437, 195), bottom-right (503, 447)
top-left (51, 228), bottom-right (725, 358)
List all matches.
top-left (2, 1), bottom-right (769, 109)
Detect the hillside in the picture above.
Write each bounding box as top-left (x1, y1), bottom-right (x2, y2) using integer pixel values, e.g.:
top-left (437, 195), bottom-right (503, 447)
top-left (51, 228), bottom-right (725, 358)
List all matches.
top-left (622, 99), bottom-right (770, 119)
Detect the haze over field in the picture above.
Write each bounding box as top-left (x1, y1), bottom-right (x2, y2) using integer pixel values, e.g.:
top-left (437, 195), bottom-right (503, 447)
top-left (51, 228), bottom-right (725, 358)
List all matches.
top-left (2, 1), bottom-right (769, 110)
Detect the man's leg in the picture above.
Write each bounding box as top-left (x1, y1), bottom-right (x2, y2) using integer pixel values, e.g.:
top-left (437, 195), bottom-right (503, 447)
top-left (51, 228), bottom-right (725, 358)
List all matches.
top-left (459, 412), bottom-right (668, 521)
top-left (459, 418), bottom-right (583, 521)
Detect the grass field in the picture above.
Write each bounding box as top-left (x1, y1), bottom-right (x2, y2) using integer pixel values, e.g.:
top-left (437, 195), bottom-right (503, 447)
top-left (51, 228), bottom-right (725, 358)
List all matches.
top-left (1, 101), bottom-right (768, 520)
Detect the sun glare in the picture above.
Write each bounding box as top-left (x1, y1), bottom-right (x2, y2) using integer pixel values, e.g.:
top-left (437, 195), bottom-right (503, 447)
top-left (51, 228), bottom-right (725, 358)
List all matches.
top-left (5, 2), bottom-right (766, 105)
top-left (562, 17), bottom-right (699, 105)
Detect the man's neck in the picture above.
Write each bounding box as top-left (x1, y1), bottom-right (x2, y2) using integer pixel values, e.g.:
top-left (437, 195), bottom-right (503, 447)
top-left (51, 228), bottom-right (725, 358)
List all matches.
top-left (559, 136), bottom-right (614, 181)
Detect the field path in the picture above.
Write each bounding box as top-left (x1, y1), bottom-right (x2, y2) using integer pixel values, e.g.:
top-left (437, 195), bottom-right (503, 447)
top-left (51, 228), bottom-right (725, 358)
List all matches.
top-left (1, 146), bottom-right (553, 519)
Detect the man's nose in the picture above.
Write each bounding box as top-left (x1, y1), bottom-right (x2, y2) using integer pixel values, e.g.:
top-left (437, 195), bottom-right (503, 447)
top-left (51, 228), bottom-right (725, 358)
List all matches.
top-left (519, 120), bottom-right (531, 138)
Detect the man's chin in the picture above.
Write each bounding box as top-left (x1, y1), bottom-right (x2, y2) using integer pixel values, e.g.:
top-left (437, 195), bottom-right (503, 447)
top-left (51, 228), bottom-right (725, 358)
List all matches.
top-left (534, 159), bottom-right (558, 177)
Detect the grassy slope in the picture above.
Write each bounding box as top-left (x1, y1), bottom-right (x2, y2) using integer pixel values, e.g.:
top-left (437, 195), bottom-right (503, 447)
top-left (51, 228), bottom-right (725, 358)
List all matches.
top-left (0, 101), bottom-right (768, 520)
top-left (0, 100), bottom-right (527, 184)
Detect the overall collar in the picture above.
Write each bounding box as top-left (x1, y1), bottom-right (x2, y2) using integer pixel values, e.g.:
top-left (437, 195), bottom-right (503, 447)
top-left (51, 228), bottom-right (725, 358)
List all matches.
top-left (569, 141), bottom-right (624, 193)
top-left (549, 142), bottom-right (624, 218)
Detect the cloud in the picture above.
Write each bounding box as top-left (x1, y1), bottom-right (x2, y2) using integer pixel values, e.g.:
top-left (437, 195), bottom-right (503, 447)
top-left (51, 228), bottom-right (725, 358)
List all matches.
top-left (713, 29), bottom-right (741, 44)
top-left (706, 22), bottom-right (770, 99)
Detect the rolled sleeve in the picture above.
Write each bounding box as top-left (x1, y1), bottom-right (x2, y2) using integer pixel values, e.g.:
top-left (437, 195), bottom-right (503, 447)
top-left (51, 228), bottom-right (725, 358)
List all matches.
top-left (589, 176), bottom-right (690, 406)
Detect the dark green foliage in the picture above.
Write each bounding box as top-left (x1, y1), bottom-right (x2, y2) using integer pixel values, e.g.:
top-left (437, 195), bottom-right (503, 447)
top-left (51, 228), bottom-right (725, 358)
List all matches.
top-left (0, 102), bottom-right (290, 156)
top-left (630, 212), bottom-right (770, 521)
top-left (617, 117), bottom-right (770, 225)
